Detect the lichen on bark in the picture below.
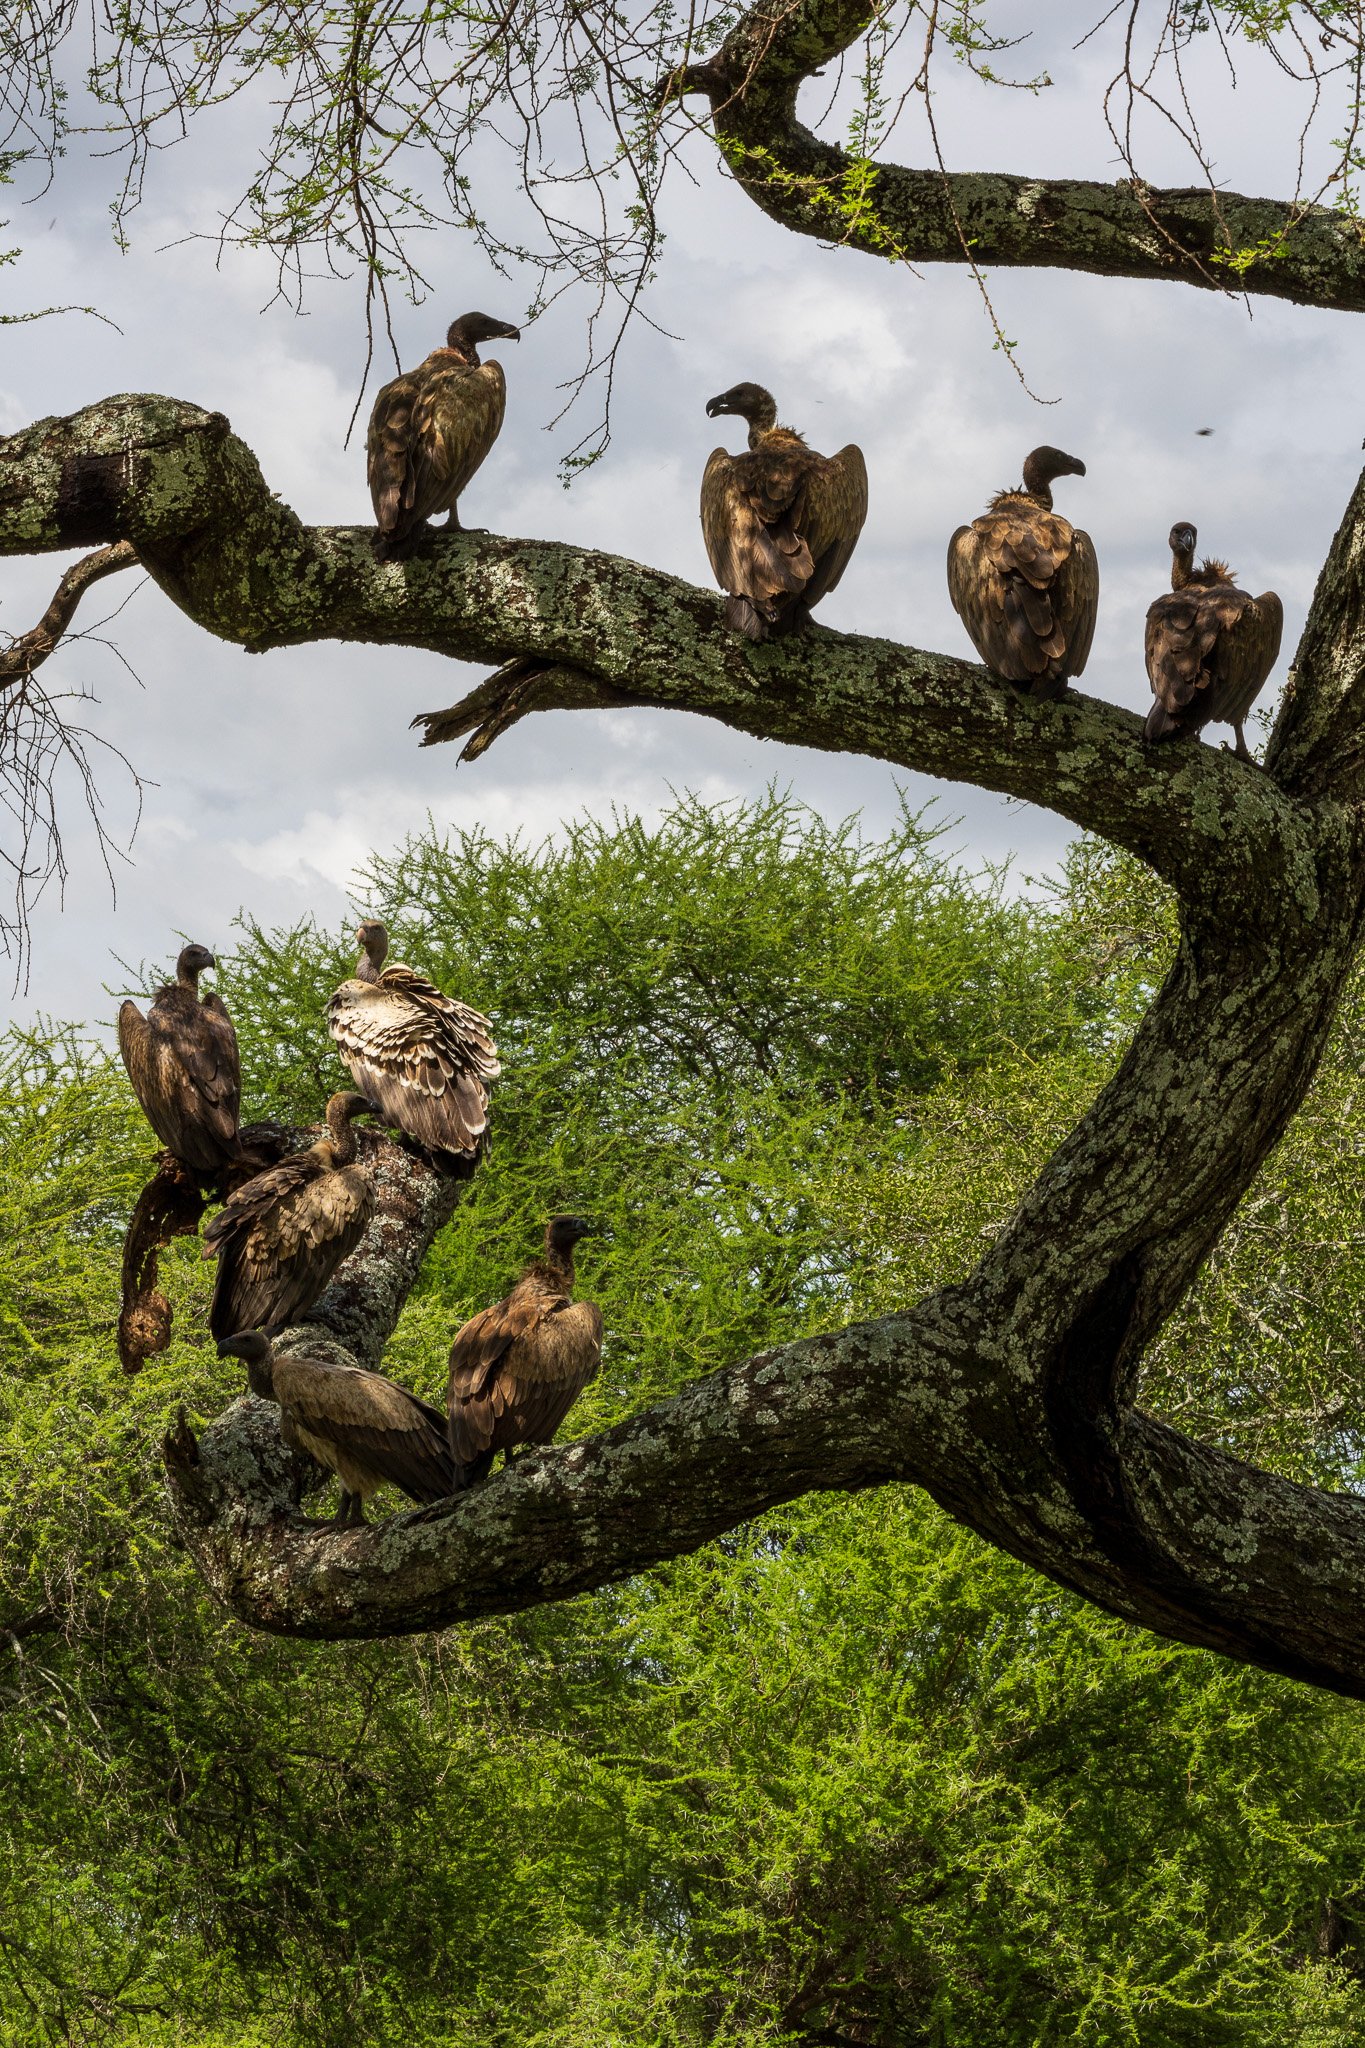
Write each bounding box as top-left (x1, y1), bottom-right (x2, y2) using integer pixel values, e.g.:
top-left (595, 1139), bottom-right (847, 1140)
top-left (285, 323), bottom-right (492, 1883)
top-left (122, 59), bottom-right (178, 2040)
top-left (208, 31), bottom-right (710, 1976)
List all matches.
top-left (5, 388), bottom-right (1365, 1692)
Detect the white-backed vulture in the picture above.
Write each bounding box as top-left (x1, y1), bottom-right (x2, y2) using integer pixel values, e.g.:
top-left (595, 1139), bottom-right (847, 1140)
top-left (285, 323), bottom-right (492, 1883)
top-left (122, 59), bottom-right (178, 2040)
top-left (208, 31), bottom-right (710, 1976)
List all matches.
top-left (202, 1092), bottom-right (374, 1340)
top-left (947, 446), bottom-right (1099, 698)
top-left (447, 1215), bottom-right (602, 1484)
top-left (117, 943), bottom-right (241, 1178)
top-left (700, 382), bottom-right (868, 641)
top-left (367, 311), bottom-right (521, 559)
top-left (1144, 522), bottom-right (1284, 762)
top-left (217, 1330), bottom-right (456, 1527)
top-left (327, 920), bottom-right (499, 1159)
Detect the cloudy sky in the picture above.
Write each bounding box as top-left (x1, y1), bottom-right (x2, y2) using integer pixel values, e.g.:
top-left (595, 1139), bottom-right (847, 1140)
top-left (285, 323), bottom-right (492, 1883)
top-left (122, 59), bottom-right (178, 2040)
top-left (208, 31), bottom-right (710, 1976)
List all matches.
top-left (1, 4), bottom-right (1360, 1023)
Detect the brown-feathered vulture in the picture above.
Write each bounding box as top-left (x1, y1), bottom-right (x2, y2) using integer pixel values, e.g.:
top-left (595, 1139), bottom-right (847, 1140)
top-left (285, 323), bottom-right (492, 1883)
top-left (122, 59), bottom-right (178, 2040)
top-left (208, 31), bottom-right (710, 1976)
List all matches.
top-left (117, 943), bottom-right (241, 1178)
top-left (327, 921), bottom-right (499, 1159)
top-left (700, 382), bottom-right (868, 641)
top-left (367, 311), bottom-right (521, 559)
top-left (1144, 522), bottom-right (1284, 762)
top-left (202, 1093), bottom-right (374, 1340)
top-left (947, 446), bottom-right (1099, 698)
top-left (447, 1216), bottom-right (602, 1485)
top-left (217, 1330), bottom-right (457, 1527)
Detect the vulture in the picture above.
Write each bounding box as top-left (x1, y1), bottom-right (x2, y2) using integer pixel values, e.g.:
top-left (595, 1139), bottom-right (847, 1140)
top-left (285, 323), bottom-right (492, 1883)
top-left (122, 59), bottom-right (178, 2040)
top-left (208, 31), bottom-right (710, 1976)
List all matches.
top-left (217, 1330), bottom-right (457, 1527)
top-left (700, 382), bottom-right (868, 641)
top-left (447, 1215), bottom-right (602, 1485)
top-left (117, 943), bottom-right (240, 1178)
top-left (1144, 523), bottom-right (1284, 762)
top-left (947, 446), bottom-right (1099, 698)
top-left (327, 921), bottom-right (499, 1159)
top-left (202, 1092), bottom-right (374, 1340)
top-left (367, 311), bottom-right (521, 559)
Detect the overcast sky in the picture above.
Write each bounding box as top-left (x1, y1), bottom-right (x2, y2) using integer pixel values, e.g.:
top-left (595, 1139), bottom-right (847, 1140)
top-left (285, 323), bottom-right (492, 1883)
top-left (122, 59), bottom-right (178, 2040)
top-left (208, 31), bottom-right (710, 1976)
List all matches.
top-left (1, 3), bottom-right (1361, 1023)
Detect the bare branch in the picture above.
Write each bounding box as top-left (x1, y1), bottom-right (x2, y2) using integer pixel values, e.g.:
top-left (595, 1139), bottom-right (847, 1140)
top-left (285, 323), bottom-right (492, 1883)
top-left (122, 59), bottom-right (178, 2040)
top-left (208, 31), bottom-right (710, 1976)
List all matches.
top-left (0, 541), bottom-right (137, 687)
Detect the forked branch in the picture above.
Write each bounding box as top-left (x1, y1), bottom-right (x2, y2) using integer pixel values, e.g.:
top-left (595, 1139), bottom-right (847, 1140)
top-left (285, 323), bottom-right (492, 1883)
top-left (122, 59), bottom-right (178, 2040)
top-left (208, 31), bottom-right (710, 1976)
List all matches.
top-left (4, 392), bottom-right (1365, 1688)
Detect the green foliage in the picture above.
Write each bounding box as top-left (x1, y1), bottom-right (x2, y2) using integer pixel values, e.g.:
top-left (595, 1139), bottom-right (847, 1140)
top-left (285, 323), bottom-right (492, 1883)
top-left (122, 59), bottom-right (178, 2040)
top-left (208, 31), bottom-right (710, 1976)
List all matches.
top-left (2, 796), bottom-right (1365, 2044)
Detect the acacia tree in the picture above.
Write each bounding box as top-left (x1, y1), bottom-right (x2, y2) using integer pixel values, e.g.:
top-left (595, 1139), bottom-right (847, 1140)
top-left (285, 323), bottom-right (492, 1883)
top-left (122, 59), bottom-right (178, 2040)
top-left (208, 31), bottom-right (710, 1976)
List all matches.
top-left (4, 0), bottom-right (1365, 1688)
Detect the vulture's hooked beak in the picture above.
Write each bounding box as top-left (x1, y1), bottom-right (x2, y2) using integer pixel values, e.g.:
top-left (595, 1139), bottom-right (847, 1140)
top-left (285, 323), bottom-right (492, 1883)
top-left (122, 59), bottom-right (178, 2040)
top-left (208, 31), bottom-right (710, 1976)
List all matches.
top-left (705, 394), bottom-right (730, 419)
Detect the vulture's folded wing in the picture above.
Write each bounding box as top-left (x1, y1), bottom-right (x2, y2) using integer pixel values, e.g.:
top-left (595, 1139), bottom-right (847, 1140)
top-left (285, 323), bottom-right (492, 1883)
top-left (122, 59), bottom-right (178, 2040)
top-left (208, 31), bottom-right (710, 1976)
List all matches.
top-left (166, 994), bottom-right (240, 1149)
top-left (407, 360), bottom-right (508, 517)
top-left (329, 969), bottom-right (498, 1155)
top-left (947, 523), bottom-right (1007, 669)
top-left (204, 1159), bottom-right (372, 1335)
top-left (117, 1000), bottom-right (152, 1110)
top-left (447, 1288), bottom-right (551, 1461)
top-left (1052, 524), bottom-right (1100, 680)
top-left (276, 1357), bottom-right (456, 1502)
top-left (799, 444), bottom-right (869, 607)
top-left (700, 448), bottom-right (811, 615)
top-left (1144, 589), bottom-right (1223, 735)
top-left (1211, 591), bottom-right (1284, 727)
top-left (486, 1300), bottom-right (603, 1448)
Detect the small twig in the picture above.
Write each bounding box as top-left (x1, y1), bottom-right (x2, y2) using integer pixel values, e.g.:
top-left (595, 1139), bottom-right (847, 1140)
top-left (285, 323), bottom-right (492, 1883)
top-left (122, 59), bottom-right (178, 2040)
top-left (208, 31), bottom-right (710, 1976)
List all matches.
top-left (0, 542), bottom-right (139, 685)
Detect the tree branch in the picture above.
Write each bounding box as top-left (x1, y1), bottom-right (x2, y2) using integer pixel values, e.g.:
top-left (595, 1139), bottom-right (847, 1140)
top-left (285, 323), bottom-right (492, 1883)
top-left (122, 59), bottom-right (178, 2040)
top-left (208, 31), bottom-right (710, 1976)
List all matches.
top-left (7, 392), bottom-right (1365, 1690)
top-left (0, 396), bottom-right (1326, 912)
top-left (0, 541), bottom-right (138, 685)
top-left (666, 0), bottom-right (1365, 312)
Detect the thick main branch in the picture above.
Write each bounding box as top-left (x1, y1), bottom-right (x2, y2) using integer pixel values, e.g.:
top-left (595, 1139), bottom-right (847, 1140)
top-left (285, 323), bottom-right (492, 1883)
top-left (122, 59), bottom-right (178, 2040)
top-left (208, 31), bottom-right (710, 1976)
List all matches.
top-left (670, 0), bottom-right (1365, 312)
top-left (8, 392), bottom-right (1365, 1692)
top-left (0, 395), bottom-right (1319, 909)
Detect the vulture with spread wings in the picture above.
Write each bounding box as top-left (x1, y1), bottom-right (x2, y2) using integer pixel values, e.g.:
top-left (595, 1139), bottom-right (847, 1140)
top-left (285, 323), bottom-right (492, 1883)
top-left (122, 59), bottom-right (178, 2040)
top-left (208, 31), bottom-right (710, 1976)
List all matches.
top-left (118, 943), bottom-right (241, 1179)
top-left (700, 382), bottom-right (868, 641)
top-left (1144, 523), bottom-right (1283, 762)
top-left (947, 446), bottom-right (1099, 698)
top-left (447, 1216), bottom-right (602, 1485)
top-left (328, 921), bottom-right (499, 1160)
top-left (218, 1331), bottom-right (457, 1527)
top-left (367, 311), bottom-right (520, 559)
top-left (202, 1093), bottom-right (373, 1340)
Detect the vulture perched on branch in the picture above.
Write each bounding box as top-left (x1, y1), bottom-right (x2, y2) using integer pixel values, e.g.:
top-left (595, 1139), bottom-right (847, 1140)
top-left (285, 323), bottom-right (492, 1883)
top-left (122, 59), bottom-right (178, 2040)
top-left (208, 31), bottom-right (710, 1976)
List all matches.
top-left (328, 921), bottom-right (499, 1161)
top-left (700, 382), bottom-right (868, 641)
top-left (947, 447), bottom-right (1099, 698)
top-left (202, 1093), bottom-right (374, 1340)
top-left (217, 1331), bottom-right (457, 1527)
top-left (367, 311), bottom-right (521, 559)
top-left (1144, 523), bottom-right (1284, 762)
top-left (117, 943), bottom-right (240, 1178)
top-left (447, 1215), bottom-right (603, 1485)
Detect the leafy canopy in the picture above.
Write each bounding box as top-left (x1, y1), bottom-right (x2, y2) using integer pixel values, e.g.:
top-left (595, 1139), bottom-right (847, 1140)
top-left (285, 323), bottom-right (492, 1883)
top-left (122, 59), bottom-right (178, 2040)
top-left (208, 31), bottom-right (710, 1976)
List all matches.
top-left (3, 796), bottom-right (1365, 2042)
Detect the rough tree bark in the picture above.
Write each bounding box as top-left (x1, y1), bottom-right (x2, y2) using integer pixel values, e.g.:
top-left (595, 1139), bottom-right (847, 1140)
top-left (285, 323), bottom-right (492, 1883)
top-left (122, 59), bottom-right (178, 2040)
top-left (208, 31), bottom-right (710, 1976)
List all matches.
top-left (6, 0), bottom-right (1365, 1683)
top-left (666, 0), bottom-right (1365, 311)
top-left (5, 388), bottom-right (1365, 1692)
